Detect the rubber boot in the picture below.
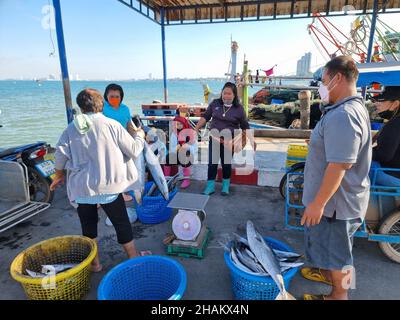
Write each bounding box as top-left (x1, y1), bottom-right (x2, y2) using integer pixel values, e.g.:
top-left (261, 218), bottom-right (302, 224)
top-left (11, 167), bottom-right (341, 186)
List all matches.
top-left (163, 165), bottom-right (171, 177)
top-left (181, 166), bottom-right (191, 189)
top-left (221, 178), bottom-right (230, 196)
top-left (203, 180), bottom-right (215, 195)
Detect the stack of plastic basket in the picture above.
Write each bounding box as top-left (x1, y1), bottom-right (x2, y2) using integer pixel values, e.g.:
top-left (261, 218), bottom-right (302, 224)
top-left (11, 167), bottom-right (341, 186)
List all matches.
top-left (98, 256), bottom-right (187, 300)
top-left (10, 235), bottom-right (97, 300)
top-left (133, 182), bottom-right (178, 224)
top-left (286, 144), bottom-right (308, 168)
top-left (224, 237), bottom-right (299, 300)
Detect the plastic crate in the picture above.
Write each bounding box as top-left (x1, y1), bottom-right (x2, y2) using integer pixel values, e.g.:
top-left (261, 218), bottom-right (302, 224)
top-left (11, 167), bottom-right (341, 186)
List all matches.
top-left (287, 144), bottom-right (308, 158)
top-left (166, 228), bottom-right (212, 259)
top-left (286, 144), bottom-right (308, 168)
top-left (98, 256), bottom-right (186, 300)
top-left (132, 182), bottom-right (178, 224)
top-left (224, 237), bottom-right (299, 300)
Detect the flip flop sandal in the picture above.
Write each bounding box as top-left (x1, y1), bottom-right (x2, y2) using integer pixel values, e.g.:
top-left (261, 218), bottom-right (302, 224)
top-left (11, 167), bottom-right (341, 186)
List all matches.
top-left (140, 250), bottom-right (152, 256)
top-left (303, 294), bottom-right (326, 300)
top-left (301, 267), bottom-right (333, 286)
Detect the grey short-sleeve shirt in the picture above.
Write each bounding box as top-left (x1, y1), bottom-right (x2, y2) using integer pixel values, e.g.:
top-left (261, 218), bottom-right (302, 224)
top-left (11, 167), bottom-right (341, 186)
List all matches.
top-left (302, 96), bottom-right (372, 220)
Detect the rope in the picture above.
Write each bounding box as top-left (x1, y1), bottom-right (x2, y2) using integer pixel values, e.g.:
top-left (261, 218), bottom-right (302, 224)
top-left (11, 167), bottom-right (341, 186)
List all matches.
top-left (48, 0), bottom-right (56, 57)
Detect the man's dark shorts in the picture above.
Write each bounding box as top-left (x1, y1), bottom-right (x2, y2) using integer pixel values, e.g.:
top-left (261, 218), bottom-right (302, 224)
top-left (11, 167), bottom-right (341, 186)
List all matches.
top-left (304, 212), bottom-right (363, 270)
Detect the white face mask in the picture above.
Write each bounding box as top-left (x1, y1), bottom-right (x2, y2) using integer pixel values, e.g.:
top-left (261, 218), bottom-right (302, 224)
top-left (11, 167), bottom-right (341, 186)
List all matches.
top-left (222, 98), bottom-right (233, 107)
top-left (318, 75), bottom-right (338, 104)
top-left (318, 85), bottom-right (330, 104)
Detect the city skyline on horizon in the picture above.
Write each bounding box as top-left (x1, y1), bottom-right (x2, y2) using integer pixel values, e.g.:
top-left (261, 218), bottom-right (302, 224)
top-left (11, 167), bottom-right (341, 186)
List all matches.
top-left (1, 1), bottom-right (399, 81)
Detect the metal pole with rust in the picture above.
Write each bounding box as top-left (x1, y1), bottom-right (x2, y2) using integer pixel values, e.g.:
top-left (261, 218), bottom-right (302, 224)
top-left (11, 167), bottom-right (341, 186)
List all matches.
top-left (161, 7), bottom-right (168, 103)
top-left (298, 90), bottom-right (311, 129)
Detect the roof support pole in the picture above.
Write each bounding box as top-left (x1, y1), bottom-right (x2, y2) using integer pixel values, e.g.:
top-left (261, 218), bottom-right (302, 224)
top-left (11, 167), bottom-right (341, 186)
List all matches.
top-left (53, 0), bottom-right (73, 123)
top-left (366, 0), bottom-right (379, 62)
top-left (362, 0), bottom-right (379, 98)
top-left (161, 7), bottom-right (168, 102)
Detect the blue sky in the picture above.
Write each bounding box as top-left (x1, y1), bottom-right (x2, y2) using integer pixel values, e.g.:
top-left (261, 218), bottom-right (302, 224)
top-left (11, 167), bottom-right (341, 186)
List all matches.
top-left (0, 0), bottom-right (399, 80)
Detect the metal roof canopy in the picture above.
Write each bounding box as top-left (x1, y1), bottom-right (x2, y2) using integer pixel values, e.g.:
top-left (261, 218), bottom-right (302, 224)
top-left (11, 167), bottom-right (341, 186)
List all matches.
top-left (52, 0), bottom-right (400, 123)
top-left (118, 0), bottom-right (400, 25)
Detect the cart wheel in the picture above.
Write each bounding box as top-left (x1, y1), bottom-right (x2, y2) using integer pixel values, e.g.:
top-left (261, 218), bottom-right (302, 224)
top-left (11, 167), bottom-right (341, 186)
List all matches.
top-left (279, 163), bottom-right (305, 199)
top-left (378, 210), bottom-right (400, 264)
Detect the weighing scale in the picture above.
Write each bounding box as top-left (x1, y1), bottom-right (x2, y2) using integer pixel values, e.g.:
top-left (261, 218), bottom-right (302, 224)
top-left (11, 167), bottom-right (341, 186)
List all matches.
top-left (166, 192), bottom-right (211, 258)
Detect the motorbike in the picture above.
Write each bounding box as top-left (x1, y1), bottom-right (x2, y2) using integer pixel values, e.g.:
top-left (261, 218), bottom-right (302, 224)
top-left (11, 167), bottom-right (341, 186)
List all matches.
top-left (0, 141), bottom-right (55, 203)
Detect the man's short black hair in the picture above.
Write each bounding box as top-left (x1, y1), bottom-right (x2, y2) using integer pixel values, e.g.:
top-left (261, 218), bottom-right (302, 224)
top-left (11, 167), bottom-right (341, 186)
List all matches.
top-left (325, 55), bottom-right (359, 83)
top-left (104, 83), bottom-right (124, 103)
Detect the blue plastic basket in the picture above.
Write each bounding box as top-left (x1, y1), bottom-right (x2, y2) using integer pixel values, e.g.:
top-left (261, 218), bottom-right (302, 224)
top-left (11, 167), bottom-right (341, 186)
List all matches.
top-left (371, 122), bottom-right (384, 131)
top-left (132, 182), bottom-right (178, 224)
top-left (224, 237), bottom-right (299, 300)
top-left (98, 255), bottom-right (187, 300)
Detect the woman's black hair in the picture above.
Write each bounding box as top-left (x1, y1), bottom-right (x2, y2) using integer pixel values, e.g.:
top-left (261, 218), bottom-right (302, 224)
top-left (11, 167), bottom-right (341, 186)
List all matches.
top-left (219, 82), bottom-right (240, 107)
top-left (104, 83), bottom-right (124, 103)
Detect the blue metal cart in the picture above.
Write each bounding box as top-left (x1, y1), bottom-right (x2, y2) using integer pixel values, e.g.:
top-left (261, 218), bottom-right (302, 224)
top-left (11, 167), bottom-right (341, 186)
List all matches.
top-left (285, 168), bottom-right (400, 263)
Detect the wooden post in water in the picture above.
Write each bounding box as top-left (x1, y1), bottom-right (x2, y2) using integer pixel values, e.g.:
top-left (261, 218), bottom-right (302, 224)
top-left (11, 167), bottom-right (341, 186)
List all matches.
top-left (298, 90), bottom-right (311, 129)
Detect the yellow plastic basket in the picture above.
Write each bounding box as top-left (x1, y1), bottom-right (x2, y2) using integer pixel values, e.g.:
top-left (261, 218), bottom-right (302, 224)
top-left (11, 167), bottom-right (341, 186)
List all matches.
top-left (286, 144), bottom-right (308, 168)
top-left (287, 144), bottom-right (308, 158)
top-left (10, 235), bottom-right (97, 300)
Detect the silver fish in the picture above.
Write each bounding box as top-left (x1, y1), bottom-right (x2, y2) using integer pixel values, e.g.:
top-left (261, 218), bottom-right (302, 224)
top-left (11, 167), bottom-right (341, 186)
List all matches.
top-left (230, 248), bottom-right (262, 276)
top-left (42, 264), bottom-right (78, 274)
top-left (26, 269), bottom-right (46, 278)
top-left (154, 173), bottom-right (181, 196)
top-left (273, 249), bottom-right (302, 259)
top-left (235, 247), bottom-right (267, 275)
top-left (143, 142), bottom-right (169, 200)
top-left (167, 173), bottom-right (183, 192)
top-left (133, 154), bottom-right (145, 204)
top-left (167, 173), bottom-right (180, 187)
top-left (244, 247), bottom-right (257, 261)
top-left (279, 261), bottom-right (304, 269)
top-left (234, 233), bottom-right (301, 260)
top-left (246, 220), bottom-right (295, 300)
top-left (232, 233), bottom-right (249, 247)
top-left (130, 119), bottom-right (145, 205)
top-left (146, 181), bottom-right (159, 197)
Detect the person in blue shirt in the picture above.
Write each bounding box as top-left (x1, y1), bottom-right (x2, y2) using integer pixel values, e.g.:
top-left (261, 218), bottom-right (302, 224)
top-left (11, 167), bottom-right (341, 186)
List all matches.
top-left (103, 83), bottom-right (135, 202)
top-left (103, 83), bottom-right (135, 134)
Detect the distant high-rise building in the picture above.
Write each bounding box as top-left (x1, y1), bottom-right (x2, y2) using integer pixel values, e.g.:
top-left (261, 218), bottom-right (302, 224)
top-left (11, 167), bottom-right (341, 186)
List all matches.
top-left (296, 52), bottom-right (312, 77)
top-left (148, 73), bottom-right (153, 80)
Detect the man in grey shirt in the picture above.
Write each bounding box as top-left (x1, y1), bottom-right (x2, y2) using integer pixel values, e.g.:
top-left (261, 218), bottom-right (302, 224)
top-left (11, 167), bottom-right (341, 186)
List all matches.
top-left (300, 56), bottom-right (372, 300)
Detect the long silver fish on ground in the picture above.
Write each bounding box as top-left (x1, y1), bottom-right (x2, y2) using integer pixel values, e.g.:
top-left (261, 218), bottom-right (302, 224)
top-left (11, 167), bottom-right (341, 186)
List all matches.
top-left (246, 220), bottom-right (296, 300)
top-left (143, 142), bottom-right (169, 200)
